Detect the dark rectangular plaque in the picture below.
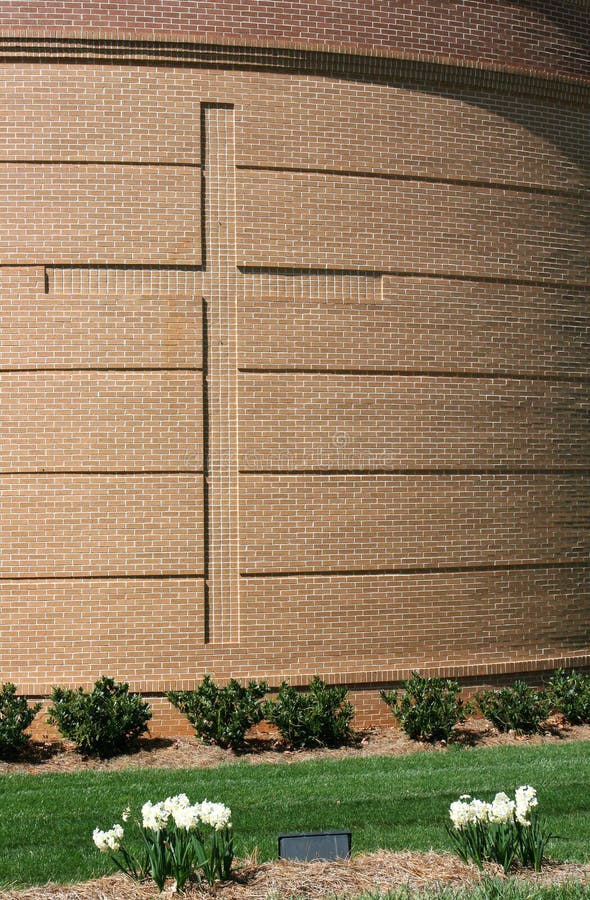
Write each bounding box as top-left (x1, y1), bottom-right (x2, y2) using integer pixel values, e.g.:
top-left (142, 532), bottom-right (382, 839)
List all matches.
top-left (278, 830), bottom-right (352, 861)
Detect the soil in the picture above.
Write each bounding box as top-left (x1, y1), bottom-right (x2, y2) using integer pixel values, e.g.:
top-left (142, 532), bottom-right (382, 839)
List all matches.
top-left (1, 719), bottom-right (589, 898)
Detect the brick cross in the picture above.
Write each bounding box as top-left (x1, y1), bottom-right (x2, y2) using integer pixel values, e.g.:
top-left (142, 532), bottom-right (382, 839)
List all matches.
top-left (6, 102), bottom-right (380, 650)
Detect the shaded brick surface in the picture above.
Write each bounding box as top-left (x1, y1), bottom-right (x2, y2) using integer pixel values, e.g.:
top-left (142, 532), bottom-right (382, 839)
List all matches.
top-left (237, 79), bottom-right (590, 191)
top-left (238, 285), bottom-right (590, 378)
top-left (239, 374), bottom-right (590, 472)
top-left (238, 567), bottom-right (590, 677)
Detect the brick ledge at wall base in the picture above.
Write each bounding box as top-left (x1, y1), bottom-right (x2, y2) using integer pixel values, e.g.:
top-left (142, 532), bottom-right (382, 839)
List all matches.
top-left (16, 650), bottom-right (590, 717)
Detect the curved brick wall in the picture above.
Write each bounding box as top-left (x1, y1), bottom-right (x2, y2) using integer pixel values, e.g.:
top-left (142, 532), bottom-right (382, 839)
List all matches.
top-left (0, 1), bottom-right (589, 79)
top-left (0, 4), bottom-right (588, 734)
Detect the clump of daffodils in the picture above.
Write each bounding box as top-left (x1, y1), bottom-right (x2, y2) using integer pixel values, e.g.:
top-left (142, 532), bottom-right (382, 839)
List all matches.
top-left (139, 794), bottom-right (232, 833)
top-left (449, 794), bottom-right (491, 829)
top-left (449, 785), bottom-right (538, 831)
top-left (515, 784), bottom-right (538, 825)
top-left (92, 823), bottom-right (124, 852)
top-left (92, 794), bottom-right (233, 890)
top-left (198, 800), bottom-right (233, 831)
top-left (447, 785), bottom-right (550, 873)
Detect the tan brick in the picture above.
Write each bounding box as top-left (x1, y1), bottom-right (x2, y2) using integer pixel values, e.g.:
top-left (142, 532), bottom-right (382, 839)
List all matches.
top-left (0, 297), bottom-right (202, 369)
top-left (0, 371), bottom-right (202, 471)
top-left (239, 375), bottom-right (590, 471)
top-left (240, 474), bottom-right (590, 573)
top-left (0, 22), bottom-right (588, 735)
top-left (0, 65), bottom-right (200, 164)
top-left (239, 283), bottom-right (590, 378)
top-left (237, 79), bottom-right (589, 191)
top-left (0, 266), bottom-right (45, 296)
top-left (0, 475), bottom-right (204, 577)
top-left (0, 579), bottom-right (205, 691)
top-left (0, 164), bottom-right (201, 264)
top-left (239, 567), bottom-right (590, 676)
top-left (237, 170), bottom-right (590, 281)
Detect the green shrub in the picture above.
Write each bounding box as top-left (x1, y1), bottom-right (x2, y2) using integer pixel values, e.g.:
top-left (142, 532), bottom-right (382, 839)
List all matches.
top-left (0, 682), bottom-right (41, 757)
top-left (547, 668), bottom-right (590, 725)
top-left (48, 676), bottom-right (151, 757)
top-left (167, 675), bottom-right (268, 749)
top-left (264, 675), bottom-right (354, 749)
top-left (380, 672), bottom-right (466, 743)
top-left (475, 681), bottom-right (552, 734)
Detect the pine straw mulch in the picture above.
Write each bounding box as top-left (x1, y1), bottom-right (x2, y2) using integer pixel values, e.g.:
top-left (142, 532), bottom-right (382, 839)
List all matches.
top-left (2, 853), bottom-right (590, 900)
top-left (1, 720), bottom-right (589, 898)
top-left (2, 717), bottom-right (589, 776)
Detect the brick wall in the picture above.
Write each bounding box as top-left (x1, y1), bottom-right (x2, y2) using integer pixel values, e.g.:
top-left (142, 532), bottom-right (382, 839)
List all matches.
top-left (0, 2), bottom-right (588, 79)
top-left (0, 19), bottom-right (588, 733)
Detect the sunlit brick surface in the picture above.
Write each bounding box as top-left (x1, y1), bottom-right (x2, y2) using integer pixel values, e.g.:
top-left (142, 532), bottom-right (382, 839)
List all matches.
top-left (0, 5), bottom-right (588, 733)
top-left (0, 164), bottom-right (201, 265)
top-left (0, 475), bottom-right (204, 577)
top-left (0, 297), bottom-right (202, 369)
top-left (1, 580), bottom-right (205, 692)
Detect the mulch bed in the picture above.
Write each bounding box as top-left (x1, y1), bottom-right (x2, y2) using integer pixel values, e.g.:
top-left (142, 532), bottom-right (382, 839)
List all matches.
top-left (2, 853), bottom-right (589, 899)
top-left (2, 718), bottom-right (589, 776)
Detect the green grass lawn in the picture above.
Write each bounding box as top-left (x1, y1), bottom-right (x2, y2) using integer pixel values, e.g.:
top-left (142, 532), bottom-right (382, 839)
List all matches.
top-left (0, 740), bottom-right (588, 888)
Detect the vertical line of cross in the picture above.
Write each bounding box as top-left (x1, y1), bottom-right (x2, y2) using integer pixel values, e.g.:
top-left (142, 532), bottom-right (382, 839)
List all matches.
top-left (201, 104), bottom-right (240, 645)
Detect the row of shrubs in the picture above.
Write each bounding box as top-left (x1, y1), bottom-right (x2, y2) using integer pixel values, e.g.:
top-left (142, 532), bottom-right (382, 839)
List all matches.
top-left (0, 674), bottom-right (353, 758)
top-left (1, 668), bottom-right (589, 758)
top-left (380, 669), bottom-right (590, 743)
